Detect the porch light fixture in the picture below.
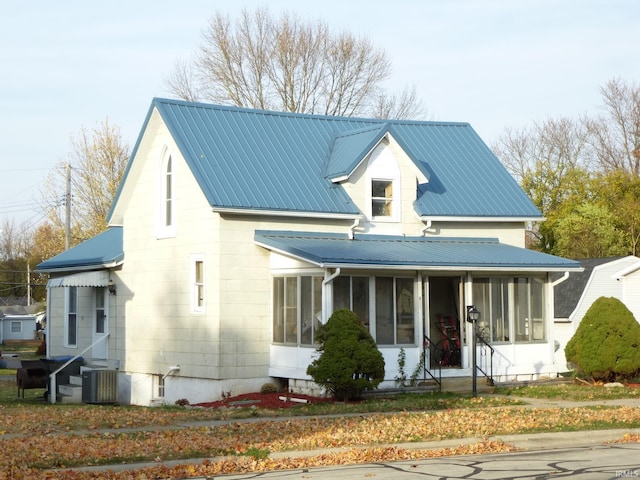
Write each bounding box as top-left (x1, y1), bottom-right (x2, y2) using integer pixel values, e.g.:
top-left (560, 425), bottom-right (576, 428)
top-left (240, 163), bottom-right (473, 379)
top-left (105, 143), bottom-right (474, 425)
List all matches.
top-left (466, 305), bottom-right (481, 397)
top-left (108, 279), bottom-right (117, 295)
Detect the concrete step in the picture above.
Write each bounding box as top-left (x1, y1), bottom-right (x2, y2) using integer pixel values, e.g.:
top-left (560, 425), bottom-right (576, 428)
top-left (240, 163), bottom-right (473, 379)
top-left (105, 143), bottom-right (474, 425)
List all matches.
top-left (58, 383), bottom-right (82, 403)
top-left (69, 374), bottom-right (82, 386)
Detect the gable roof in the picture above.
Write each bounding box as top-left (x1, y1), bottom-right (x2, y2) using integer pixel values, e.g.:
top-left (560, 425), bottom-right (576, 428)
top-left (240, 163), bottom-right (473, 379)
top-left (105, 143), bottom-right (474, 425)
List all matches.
top-left (553, 257), bottom-right (623, 318)
top-left (324, 124), bottom-right (392, 180)
top-left (255, 231), bottom-right (582, 272)
top-left (35, 227), bottom-right (124, 273)
top-left (110, 98), bottom-right (541, 222)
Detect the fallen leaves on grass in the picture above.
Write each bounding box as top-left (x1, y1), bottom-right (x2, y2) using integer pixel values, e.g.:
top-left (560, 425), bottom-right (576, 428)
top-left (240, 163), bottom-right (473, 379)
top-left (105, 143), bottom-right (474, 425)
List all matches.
top-left (2, 405), bottom-right (640, 479)
top-left (5, 442), bottom-right (518, 480)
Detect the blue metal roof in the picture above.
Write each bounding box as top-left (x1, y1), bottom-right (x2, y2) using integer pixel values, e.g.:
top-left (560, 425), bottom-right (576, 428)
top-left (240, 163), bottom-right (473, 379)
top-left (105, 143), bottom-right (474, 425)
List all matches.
top-left (325, 124), bottom-right (391, 180)
top-left (109, 98), bottom-right (541, 221)
top-left (36, 227), bottom-right (124, 272)
top-left (255, 231), bottom-right (582, 271)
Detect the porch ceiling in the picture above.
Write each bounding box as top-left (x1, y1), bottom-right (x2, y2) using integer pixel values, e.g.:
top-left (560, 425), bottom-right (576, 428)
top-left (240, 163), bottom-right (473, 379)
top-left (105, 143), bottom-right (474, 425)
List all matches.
top-left (255, 231), bottom-right (583, 272)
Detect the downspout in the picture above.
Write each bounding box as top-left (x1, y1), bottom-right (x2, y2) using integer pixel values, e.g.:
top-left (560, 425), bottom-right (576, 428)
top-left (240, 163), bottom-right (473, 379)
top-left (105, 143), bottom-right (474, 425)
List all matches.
top-left (420, 219), bottom-right (432, 236)
top-left (348, 217), bottom-right (360, 240)
top-left (163, 365), bottom-right (180, 381)
top-left (322, 268), bottom-right (341, 322)
top-left (551, 271), bottom-right (570, 287)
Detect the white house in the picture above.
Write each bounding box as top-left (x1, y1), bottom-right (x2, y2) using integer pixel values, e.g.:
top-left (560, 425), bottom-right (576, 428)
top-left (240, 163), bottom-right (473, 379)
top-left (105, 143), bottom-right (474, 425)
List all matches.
top-left (0, 314), bottom-right (37, 343)
top-left (553, 256), bottom-right (640, 370)
top-left (37, 98), bottom-right (581, 405)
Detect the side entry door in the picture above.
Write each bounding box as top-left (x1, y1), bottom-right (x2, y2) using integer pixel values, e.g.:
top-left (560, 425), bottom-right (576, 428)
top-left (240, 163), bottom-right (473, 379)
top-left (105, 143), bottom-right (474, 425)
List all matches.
top-left (92, 287), bottom-right (108, 359)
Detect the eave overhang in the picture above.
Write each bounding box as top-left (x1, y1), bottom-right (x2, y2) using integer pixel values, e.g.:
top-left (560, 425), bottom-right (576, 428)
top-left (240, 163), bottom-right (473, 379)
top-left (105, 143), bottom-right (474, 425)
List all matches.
top-left (255, 231), bottom-right (583, 273)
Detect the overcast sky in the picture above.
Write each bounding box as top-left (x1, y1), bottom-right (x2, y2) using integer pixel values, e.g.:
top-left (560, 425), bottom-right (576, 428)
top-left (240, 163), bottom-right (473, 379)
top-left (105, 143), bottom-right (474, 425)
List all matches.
top-left (1, 0), bottom-right (638, 229)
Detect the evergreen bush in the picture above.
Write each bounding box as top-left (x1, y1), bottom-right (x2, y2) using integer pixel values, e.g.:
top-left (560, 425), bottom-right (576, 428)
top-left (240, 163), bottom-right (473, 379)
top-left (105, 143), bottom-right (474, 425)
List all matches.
top-left (306, 309), bottom-right (385, 401)
top-left (565, 296), bottom-right (640, 381)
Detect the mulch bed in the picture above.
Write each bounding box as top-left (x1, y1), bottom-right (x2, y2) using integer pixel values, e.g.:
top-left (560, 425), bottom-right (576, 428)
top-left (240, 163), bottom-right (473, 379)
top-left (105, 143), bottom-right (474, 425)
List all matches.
top-left (193, 392), bottom-right (336, 409)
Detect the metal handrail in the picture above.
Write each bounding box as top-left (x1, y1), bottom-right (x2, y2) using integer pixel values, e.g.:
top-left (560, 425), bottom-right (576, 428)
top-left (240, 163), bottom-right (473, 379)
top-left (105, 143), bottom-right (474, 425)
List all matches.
top-left (422, 335), bottom-right (442, 391)
top-left (475, 333), bottom-right (494, 386)
top-left (48, 333), bottom-right (110, 404)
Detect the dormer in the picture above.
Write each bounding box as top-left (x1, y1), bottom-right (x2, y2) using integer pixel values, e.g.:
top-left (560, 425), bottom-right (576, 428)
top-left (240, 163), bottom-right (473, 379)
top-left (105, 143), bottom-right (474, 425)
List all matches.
top-left (325, 125), bottom-right (429, 232)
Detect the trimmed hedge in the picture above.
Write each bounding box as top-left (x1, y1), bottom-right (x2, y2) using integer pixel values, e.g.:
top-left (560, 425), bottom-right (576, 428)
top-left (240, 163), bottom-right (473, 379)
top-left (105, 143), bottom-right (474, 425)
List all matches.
top-left (307, 309), bottom-right (385, 401)
top-left (565, 296), bottom-right (640, 381)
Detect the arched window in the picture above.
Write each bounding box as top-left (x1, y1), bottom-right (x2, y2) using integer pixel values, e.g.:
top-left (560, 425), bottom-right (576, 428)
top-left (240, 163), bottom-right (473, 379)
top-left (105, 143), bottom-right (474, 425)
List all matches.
top-left (164, 155), bottom-right (173, 227)
top-left (157, 148), bottom-right (175, 238)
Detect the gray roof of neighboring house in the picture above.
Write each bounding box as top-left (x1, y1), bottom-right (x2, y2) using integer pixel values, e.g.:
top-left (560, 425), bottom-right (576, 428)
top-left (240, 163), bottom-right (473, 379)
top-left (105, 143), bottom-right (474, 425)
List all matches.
top-left (35, 227), bottom-right (124, 272)
top-left (552, 257), bottom-right (623, 318)
top-left (255, 231), bottom-right (582, 271)
top-left (109, 98), bottom-right (543, 222)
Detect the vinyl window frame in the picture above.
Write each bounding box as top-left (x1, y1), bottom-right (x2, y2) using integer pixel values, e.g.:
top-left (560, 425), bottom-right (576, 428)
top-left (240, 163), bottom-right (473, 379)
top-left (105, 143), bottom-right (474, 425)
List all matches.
top-left (65, 286), bottom-right (78, 348)
top-left (190, 254), bottom-right (206, 314)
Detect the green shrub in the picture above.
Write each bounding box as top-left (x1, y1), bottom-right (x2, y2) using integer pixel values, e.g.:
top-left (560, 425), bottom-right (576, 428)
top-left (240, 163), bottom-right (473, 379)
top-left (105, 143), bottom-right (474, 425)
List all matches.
top-left (565, 296), bottom-right (640, 381)
top-left (306, 309), bottom-right (385, 401)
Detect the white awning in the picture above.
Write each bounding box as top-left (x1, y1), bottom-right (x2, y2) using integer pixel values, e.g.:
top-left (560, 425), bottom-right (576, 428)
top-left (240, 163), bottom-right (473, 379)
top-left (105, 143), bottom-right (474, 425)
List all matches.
top-left (47, 271), bottom-right (110, 288)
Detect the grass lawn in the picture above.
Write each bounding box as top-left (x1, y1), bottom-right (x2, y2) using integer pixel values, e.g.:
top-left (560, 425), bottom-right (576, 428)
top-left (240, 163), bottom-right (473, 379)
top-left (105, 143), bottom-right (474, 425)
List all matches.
top-left (494, 382), bottom-right (640, 400)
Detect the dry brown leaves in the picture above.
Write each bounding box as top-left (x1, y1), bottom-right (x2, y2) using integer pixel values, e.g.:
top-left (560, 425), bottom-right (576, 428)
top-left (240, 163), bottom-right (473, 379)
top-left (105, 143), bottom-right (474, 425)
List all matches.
top-left (2, 404), bottom-right (640, 479)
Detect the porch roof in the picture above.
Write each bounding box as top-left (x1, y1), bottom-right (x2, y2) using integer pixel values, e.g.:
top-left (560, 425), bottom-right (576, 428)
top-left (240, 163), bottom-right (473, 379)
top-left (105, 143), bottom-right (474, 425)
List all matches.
top-left (35, 227), bottom-right (124, 273)
top-left (255, 231), bottom-right (583, 272)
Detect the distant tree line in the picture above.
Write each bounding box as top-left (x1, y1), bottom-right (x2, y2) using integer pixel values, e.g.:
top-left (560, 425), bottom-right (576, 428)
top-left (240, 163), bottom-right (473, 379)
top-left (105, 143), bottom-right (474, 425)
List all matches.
top-left (2, 9), bottom-right (637, 303)
top-left (492, 78), bottom-right (640, 259)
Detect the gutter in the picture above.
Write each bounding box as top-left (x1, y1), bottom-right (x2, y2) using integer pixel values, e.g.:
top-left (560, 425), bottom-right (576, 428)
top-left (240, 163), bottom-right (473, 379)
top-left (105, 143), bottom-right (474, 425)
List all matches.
top-left (212, 207), bottom-right (360, 220)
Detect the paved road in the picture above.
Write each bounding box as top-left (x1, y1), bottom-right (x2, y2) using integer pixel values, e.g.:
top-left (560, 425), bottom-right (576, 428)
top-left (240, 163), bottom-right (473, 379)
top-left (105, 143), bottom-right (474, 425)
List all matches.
top-left (214, 443), bottom-right (640, 479)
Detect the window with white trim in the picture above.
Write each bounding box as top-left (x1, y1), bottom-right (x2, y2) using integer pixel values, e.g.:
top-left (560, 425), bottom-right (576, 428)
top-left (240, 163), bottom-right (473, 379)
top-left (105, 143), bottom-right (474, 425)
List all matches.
top-left (366, 142), bottom-right (401, 222)
top-left (472, 276), bottom-right (545, 343)
top-left (371, 179), bottom-right (394, 218)
top-left (65, 286), bottom-right (78, 347)
top-left (191, 255), bottom-right (205, 314)
top-left (11, 321), bottom-right (21, 333)
top-left (273, 275), bottom-right (322, 345)
top-left (272, 274), bottom-right (416, 347)
top-left (157, 149), bottom-right (175, 238)
top-left (334, 275), bottom-right (415, 345)
top-left (164, 155), bottom-right (173, 227)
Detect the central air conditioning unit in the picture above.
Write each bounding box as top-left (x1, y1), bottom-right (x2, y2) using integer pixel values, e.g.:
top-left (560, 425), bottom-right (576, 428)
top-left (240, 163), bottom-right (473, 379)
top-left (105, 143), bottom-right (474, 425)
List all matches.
top-left (82, 370), bottom-right (118, 404)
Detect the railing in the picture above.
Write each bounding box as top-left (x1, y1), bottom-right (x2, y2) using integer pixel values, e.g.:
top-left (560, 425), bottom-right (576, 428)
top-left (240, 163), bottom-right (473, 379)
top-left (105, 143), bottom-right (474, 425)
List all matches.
top-left (422, 335), bottom-right (441, 392)
top-left (49, 334), bottom-right (110, 404)
top-left (475, 333), bottom-right (494, 386)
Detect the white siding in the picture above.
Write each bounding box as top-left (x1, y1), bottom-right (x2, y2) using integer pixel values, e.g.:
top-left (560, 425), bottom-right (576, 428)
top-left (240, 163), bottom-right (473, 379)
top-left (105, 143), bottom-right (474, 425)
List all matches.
top-left (621, 265), bottom-right (640, 321)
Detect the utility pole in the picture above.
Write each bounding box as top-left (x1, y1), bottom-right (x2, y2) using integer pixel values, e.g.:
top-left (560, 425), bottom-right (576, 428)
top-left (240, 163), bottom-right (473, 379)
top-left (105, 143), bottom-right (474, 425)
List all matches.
top-left (27, 263), bottom-right (31, 306)
top-left (65, 163), bottom-right (71, 250)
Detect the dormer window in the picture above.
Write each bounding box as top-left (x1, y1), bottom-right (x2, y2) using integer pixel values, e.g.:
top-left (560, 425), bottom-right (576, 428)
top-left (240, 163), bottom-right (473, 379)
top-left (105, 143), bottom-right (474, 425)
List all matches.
top-left (371, 179), bottom-right (393, 217)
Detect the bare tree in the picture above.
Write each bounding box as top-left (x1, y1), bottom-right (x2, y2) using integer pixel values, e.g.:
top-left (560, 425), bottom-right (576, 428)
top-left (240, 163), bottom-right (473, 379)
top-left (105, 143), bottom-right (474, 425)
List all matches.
top-left (165, 7), bottom-right (424, 119)
top-left (40, 118), bottom-right (129, 246)
top-left (0, 219), bottom-right (32, 298)
top-left (492, 117), bottom-right (591, 252)
top-left (585, 78), bottom-right (640, 176)
top-left (371, 85), bottom-right (426, 120)
top-left (493, 117), bottom-right (590, 209)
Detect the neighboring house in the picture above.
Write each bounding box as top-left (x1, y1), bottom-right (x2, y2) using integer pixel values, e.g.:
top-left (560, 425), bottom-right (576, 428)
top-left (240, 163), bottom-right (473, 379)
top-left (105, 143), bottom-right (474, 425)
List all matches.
top-left (553, 256), bottom-right (640, 370)
top-left (37, 98), bottom-right (581, 406)
top-left (0, 314), bottom-right (37, 343)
